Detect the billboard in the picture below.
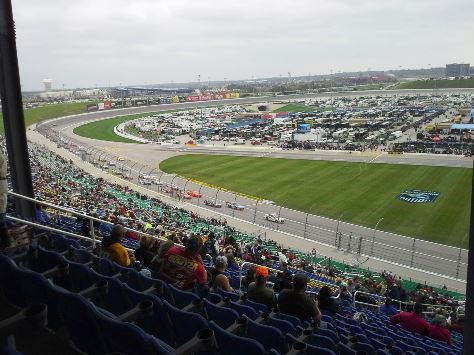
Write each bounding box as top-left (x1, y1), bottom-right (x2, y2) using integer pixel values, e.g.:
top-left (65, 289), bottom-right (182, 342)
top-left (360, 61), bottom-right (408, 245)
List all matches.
top-left (186, 95), bottom-right (200, 102)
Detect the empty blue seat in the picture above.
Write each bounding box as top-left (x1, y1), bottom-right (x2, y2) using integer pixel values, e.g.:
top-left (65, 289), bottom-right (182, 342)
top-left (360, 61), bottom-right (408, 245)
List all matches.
top-left (122, 283), bottom-right (173, 345)
top-left (261, 314), bottom-right (297, 336)
top-left (286, 333), bottom-right (336, 355)
top-left (89, 269), bottom-right (133, 315)
top-left (203, 298), bottom-right (239, 329)
top-left (272, 311), bottom-right (301, 327)
top-left (210, 320), bottom-right (266, 355)
top-left (93, 301), bottom-right (173, 355)
top-left (168, 283), bottom-right (199, 308)
top-left (57, 290), bottom-right (108, 355)
top-left (241, 298), bottom-right (268, 314)
top-left (244, 314), bottom-right (287, 353)
top-left (163, 300), bottom-right (208, 346)
top-left (216, 287), bottom-right (240, 302)
top-left (227, 300), bottom-right (258, 319)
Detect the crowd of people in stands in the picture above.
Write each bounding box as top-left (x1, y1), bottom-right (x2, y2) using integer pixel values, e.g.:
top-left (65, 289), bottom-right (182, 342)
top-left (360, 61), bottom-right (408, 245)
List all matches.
top-left (16, 141), bottom-right (465, 346)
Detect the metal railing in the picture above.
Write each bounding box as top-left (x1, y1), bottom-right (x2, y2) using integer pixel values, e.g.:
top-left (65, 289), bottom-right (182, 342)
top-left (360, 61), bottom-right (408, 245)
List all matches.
top-left (352, 290), bottom-right (455, 315)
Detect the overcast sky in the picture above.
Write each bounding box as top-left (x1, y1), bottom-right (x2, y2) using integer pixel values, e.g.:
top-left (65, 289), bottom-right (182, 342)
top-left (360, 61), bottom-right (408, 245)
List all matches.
top-left (11, 0), bottom-right (474, 91)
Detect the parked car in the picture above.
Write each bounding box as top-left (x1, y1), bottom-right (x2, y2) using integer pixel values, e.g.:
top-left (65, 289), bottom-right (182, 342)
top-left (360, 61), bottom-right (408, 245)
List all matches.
top-left (265, 213), bottom-right (284, 224)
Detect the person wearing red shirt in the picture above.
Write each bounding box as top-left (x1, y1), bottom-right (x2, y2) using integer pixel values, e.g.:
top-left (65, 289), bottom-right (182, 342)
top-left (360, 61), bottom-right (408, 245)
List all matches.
top-left (390, 303), bottom-right (429, 336)
top-left (428, 314), bottom-right (452, 346)
top-left (159, 235), bottom-right (207, 291)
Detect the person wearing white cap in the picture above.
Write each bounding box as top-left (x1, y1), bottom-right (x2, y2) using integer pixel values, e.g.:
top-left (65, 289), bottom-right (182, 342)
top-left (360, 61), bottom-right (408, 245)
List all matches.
top-left (210, 255), bottom-right (235, 293)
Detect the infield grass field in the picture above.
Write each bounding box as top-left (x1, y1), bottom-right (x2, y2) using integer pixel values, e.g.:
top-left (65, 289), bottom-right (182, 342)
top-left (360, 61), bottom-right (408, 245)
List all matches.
top-left (0, 101), bottom-right (98, 133)
top-left (73, 113), bottom-right (153, 143)
top-left (160, 154), bottom-right (471, 248)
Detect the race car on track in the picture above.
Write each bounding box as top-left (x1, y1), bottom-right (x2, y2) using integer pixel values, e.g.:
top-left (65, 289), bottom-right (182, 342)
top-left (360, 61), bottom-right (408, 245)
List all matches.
top-left (186, 190), bottom-right (203, 198)
top-left (204, 200), bottom-right (222, 208)
top-left (265, 213), bottom-right (284, 224)
top-left (226, 202), bottom-right (245, 211)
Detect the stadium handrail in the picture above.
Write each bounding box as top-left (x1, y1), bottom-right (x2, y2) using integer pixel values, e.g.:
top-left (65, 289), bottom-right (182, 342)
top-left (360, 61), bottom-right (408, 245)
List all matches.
top-left (238, 261), bottom-right (341, 298)
top-left (352, 290), bottom-right (454, 314)
top-left (7, 190), bottom-right (174, 250)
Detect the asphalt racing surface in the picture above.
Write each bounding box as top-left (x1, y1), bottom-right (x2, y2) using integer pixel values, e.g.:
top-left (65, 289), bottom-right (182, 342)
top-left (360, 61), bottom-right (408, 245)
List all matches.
top-left (33, 89), bottom-right (473, 290)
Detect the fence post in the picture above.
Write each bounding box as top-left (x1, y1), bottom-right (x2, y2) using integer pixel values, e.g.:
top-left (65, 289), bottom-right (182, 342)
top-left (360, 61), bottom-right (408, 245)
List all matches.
top-left (253, 201), bottom-right (258, 223)
top-left (455, 248), bottom-right (462, 279)
top-left (304, 213), bottom-right (309, 240)
top-left (410, 238), bottom-right (416, 267)
top-left (357, 236), bottom-right (362, 255)
top-left (370, 217), bottom-right (383, 256)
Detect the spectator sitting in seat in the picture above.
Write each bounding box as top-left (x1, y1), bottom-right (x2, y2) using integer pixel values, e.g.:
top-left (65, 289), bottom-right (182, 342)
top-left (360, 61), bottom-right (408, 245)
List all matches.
top-left (242, 265), bottom-right (257, 289)
top-left (317, 286), bottom-right (342, 316)
top-left (159, 235), bottom-right (207, 291)
top-left (134, 235), bottom-right (158, 269)
top-left (278, 274), bottom-right (321, 324)
top-left (390, 302), bottom-right (429, 336)
top-left (210, 255), bottom-right (235, 293)
top-left (101, 224), bottom-right (132, 267)
top-left (150, 238), bottom-right (174, 272)
top-left (273, 266), bottom-right (292, 293)
top-left (247, 266), bottom-right (277, 309)
top-left (379, 298), bottom-right (398, 316)
top-left (428, 314), bottom-right (452, 346)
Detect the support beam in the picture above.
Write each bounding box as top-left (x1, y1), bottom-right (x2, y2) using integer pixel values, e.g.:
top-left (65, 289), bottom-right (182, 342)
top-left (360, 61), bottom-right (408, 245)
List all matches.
top-left (0, 0), bottom-right (35, 219)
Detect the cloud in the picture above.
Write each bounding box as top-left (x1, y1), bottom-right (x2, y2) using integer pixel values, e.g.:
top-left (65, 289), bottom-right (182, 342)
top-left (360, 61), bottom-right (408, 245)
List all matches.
top-left (10, 0), bottom-right (474, 91)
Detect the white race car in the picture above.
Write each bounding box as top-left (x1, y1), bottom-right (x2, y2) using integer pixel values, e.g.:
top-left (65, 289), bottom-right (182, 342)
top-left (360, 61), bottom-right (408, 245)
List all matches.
top-left (265, 213), bottom-right (284, 224)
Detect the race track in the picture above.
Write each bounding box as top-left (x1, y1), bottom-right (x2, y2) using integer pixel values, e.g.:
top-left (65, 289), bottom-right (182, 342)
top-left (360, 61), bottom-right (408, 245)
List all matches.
top-left (32, 89), bottom-right (473, 291)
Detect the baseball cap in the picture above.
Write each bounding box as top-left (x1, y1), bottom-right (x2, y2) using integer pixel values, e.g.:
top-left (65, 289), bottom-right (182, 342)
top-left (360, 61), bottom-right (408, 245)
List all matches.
top-left (255, 266), bottom-right (269, 278)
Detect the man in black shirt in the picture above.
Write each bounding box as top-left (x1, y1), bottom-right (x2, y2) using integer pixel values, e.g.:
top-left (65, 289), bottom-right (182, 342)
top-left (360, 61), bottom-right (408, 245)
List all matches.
top-left (278, 274), bottom-right (321, 323)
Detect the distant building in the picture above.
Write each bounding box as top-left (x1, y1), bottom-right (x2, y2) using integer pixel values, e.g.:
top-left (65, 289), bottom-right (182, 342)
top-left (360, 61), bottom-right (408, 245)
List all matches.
top-left (42, 79), bottom-right (53, 92)
top-left (445, 63), bottom-right (470, 77)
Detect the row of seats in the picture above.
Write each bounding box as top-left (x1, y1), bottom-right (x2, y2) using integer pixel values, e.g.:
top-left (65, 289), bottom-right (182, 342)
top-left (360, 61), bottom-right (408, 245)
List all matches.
top-left (1, 228), bottom-right (463, 355)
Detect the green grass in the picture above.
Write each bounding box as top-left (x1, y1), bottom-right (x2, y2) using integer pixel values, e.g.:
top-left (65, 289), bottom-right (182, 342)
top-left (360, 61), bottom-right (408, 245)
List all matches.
top-left (160, 155), bottom-right (472, 248)
top-left (73, 113), bottom-right (151, 143)
top-left (0, 101), bottom-right (96, 133)
top-left (395, 78), bottom-right (474, 89)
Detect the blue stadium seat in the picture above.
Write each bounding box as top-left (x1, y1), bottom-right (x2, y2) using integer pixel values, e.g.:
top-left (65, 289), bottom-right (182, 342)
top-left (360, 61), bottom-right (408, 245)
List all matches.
top-left (93, 302), bottom-right (173, 355)
top-left (286, 333), bottom-right (336, 355)
top-left (122, 283), bottom-right (173, 344)
top-left (261, 314), bottom-right (297, 336)
top-left (314, 327), bottom-right (339, 343)
top-left (351, 342), bottom-right (376, 354)
top-left (227, 300), bottom-right (258, 319)
top-left (209, 320), bottom-right (266, 355)
top-left (57, 290), bottom-right (108, 355)
top-left (272, 310), bottom-right (301, 327)
top-left (168, 283), bottom-right (199, 308)
top-left (208, 292), bottom-right (223, 304)
top-left (241, 298), bottom-right (269, 314)
top-left (338, 342), bottom-right (357, 355)
top-left (203, 298), bottom-right (239, 329)
top-left (216, 287), bottom-right (240, 302)
top-left (243, 314), bottom-right (287, 353)
top-left (303, 332), bottom-right (337, 353)
top-left (163, 300), bottom-right (208, 346)
top-left (89, 269), bottom-right (133, 315)
top-left (66, 259), bottom-right (95, 292)
top-left (0, 254), bottom-right (25, 306)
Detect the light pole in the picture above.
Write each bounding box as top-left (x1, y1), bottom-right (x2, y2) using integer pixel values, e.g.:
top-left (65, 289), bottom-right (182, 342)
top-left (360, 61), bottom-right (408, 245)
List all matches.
top-left (370, 217), bottom-right (384, 256)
